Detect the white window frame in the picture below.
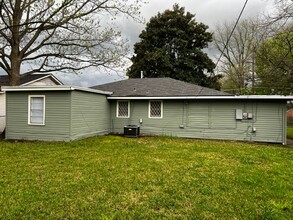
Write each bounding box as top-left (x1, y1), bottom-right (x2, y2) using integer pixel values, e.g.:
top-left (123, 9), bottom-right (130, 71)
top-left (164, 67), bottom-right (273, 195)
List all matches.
top-left (148, 100), bottom-right (163, 119)
top-left (116, 100), bottom-right (130, 118)
top-left (28, 95), bottom-right (45, 125)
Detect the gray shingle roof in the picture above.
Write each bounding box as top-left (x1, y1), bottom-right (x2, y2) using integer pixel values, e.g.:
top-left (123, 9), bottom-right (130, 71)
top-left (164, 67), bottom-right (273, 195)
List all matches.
top-left (91, 78), bottom-right (229, 97)
top-left (0, 74), bottom-right (62, 86)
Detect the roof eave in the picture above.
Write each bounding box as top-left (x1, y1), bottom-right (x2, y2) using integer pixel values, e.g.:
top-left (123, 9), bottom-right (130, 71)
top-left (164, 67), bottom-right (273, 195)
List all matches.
top-left (107, 95), bottom-right (293, 100)
top-left (1, 86), bottom-right (112, 95)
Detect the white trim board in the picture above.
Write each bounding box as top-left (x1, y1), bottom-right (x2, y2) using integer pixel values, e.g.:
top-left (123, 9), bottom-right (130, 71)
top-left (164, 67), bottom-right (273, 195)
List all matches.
top-left (116, 100), bottom-right (130, 118)
top-left (28, 95), bottom-right (46, 126)
top-left (2, 86), bottom-right (112, 95)
top-left (107, 95), bottom-right (293, 100)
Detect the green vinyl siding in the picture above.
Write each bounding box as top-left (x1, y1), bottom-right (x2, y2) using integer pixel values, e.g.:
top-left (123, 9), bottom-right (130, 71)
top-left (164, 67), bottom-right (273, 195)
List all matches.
top-left (252, 103), bottom-right (284, 143)
top-left (187, 102), bottom-right (209, 128)
top-left (6, 90), bottom-right (110, 141)
top-left (110, 100), bottom-right (286, 144)
top-left (70, 91), bottom-right (110, 140)
top-left (5, 90), bottom-right (287, 144)
top-left (6, 92), bottom-right (71, 141)
top-left (209, 101), bottom-right (237, 129)
top-left (110, 100), bottom-right (184, 135)
top-left (111, 100), bottom-right (190, 135)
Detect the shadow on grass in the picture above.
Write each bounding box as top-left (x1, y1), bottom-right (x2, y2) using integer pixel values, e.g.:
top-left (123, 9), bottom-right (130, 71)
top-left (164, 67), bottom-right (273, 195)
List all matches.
top-left (0, 130), bottom-right (4, 140)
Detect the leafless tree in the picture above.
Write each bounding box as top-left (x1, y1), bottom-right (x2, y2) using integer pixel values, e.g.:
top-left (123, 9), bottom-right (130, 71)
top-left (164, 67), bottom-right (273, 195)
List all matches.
top-left (268, 0), bottom-right (293, 26)
top-left (0, 0), bottom-right (142, 85)
top-left (213, 18), bottom-right (267, 94)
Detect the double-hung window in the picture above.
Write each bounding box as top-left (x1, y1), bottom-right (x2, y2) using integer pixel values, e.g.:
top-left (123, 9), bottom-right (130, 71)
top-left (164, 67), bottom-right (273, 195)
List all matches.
top-left (149, 100), bottom-right (163, 118)
top-left (28, 95), bottom-right (45, 125)
top-left (117, 100), bottom-right (130, 118)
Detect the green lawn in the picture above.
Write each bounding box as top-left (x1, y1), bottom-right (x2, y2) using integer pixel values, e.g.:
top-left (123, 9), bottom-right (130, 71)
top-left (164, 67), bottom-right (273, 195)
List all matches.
top-left (0, 136), bottom-right (292, 219)
top-left (288, 126), bottom-right (293, 139)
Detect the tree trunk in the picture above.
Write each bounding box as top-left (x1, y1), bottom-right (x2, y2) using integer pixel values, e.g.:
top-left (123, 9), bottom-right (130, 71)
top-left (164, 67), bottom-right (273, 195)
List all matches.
top-left (9, 0), bottom-right (22, 86)
top-left (9, 50), bottom-right (21, 86)
top-left (9, 67), bottom-right (21, 86)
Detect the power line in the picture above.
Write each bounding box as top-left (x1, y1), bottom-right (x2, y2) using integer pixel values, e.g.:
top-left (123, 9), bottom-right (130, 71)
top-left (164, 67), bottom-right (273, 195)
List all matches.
top-left (215, 0), bottom-right (249, 67)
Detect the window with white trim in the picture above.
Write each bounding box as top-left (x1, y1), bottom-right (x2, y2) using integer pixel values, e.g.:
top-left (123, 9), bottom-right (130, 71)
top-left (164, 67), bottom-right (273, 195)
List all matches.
top-left (28, 95), bottom-right (45, 125)
top-left (149, 101), bottom-right (163, 118)
top-left (117, 101), bottom-right (130, 118)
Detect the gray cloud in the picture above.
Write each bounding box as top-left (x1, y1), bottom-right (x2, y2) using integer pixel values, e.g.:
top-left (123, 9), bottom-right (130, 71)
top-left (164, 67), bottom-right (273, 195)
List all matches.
top-left (120, 0), bottom-right (272, 57)
top-left (1, 0), bottom-right (273, 87)
top-left (56, 68), bottom-right (128, 87)
top-left (82, 0), bottom-right (271, 87)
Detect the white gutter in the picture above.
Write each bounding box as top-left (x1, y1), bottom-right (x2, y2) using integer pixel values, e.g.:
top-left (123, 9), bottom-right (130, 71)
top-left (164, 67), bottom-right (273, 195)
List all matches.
top-left (1, 86), bottom-right (112, 95)
top-left (2, 86), bottom-right (292, 100)
top-left (107, 95), bottom-right (293, 100)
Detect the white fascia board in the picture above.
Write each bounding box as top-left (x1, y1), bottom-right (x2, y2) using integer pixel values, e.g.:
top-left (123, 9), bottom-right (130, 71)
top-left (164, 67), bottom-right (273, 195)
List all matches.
top-left (2, 86), bottom-right (73, 91)
top-left (1, 86), bottom-right (112, 95)
top-left (107, 95), bottom-right (293, 100)
top-left (73, 86), bottom-right (112, 95)
top-left (234, 95), bottom-right (293, 100)
top-left (47, 74), bottom-right (64, 85)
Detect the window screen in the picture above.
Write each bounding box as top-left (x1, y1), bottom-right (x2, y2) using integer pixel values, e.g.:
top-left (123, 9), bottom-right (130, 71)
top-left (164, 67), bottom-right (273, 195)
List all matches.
top-left (149, 101), bottom-right (162, 118)
top-left (117, 101), bottom-right (129, 118)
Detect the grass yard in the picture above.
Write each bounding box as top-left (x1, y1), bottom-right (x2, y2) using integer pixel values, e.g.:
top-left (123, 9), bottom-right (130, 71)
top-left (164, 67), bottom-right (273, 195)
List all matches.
top-left (0, 136), bottom-right (292, 219)
top-left (287, 126), bottom-right (293, 139)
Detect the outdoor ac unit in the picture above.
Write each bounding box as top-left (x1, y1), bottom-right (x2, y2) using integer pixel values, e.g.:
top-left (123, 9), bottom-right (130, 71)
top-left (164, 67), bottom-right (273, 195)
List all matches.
top-left (124, 125), bottom-right (140, 137)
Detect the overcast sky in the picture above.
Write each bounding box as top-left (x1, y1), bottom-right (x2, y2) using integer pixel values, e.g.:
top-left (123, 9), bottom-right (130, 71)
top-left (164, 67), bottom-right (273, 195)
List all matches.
top-left (59, 0), bottom-right (273, 87)
top-left (1, 0), bottom-right (274, 87)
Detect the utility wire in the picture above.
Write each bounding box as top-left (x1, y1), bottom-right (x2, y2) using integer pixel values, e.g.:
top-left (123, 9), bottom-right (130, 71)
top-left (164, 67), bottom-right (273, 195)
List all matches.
top-left (215, 0), bottom-right (249, 67)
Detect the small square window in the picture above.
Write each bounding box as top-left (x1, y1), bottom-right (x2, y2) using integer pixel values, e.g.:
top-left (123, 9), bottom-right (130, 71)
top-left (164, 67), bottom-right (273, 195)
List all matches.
top-left (149, 101), bottom-right (163, 118)
top-left (117, 101), bottom-right (130, 118)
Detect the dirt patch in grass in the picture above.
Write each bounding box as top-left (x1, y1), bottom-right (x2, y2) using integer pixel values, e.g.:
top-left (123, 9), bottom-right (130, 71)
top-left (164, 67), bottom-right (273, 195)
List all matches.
top-left (287, 139), bottom-right (293, 147)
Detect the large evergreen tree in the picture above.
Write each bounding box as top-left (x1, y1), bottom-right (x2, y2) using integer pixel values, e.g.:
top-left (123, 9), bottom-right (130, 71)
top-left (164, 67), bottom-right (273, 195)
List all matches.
top-left (127, 4), bottom-right (219, 89)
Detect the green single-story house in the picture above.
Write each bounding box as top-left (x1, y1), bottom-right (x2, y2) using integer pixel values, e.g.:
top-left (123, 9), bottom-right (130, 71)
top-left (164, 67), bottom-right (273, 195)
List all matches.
top-left (2, 78), bottom-right (293, 144)
top-left (0, 73), bottom-right (63, 133)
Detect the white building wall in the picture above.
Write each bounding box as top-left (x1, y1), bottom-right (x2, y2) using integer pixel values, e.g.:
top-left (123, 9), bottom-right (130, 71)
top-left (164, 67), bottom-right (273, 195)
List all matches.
top-left (24, 77), bottom-right (59, 86)
top-left (0, 93), bottom-right (5, 133)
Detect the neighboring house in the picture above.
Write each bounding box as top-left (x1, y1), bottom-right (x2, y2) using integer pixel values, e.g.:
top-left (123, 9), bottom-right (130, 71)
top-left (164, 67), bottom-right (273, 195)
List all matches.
top-left (287, 109), bottom-right (293, 119)
top-left (2, 78), bottom-right (293, 144)
top-left (0, 74), bottom-right (63, 133)
top-left (287, 109), bottom-right (293, 124)
top-left (0, 91), bottom-right (5, 133)
top-left (0, 74), bottom-right (63, 87)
